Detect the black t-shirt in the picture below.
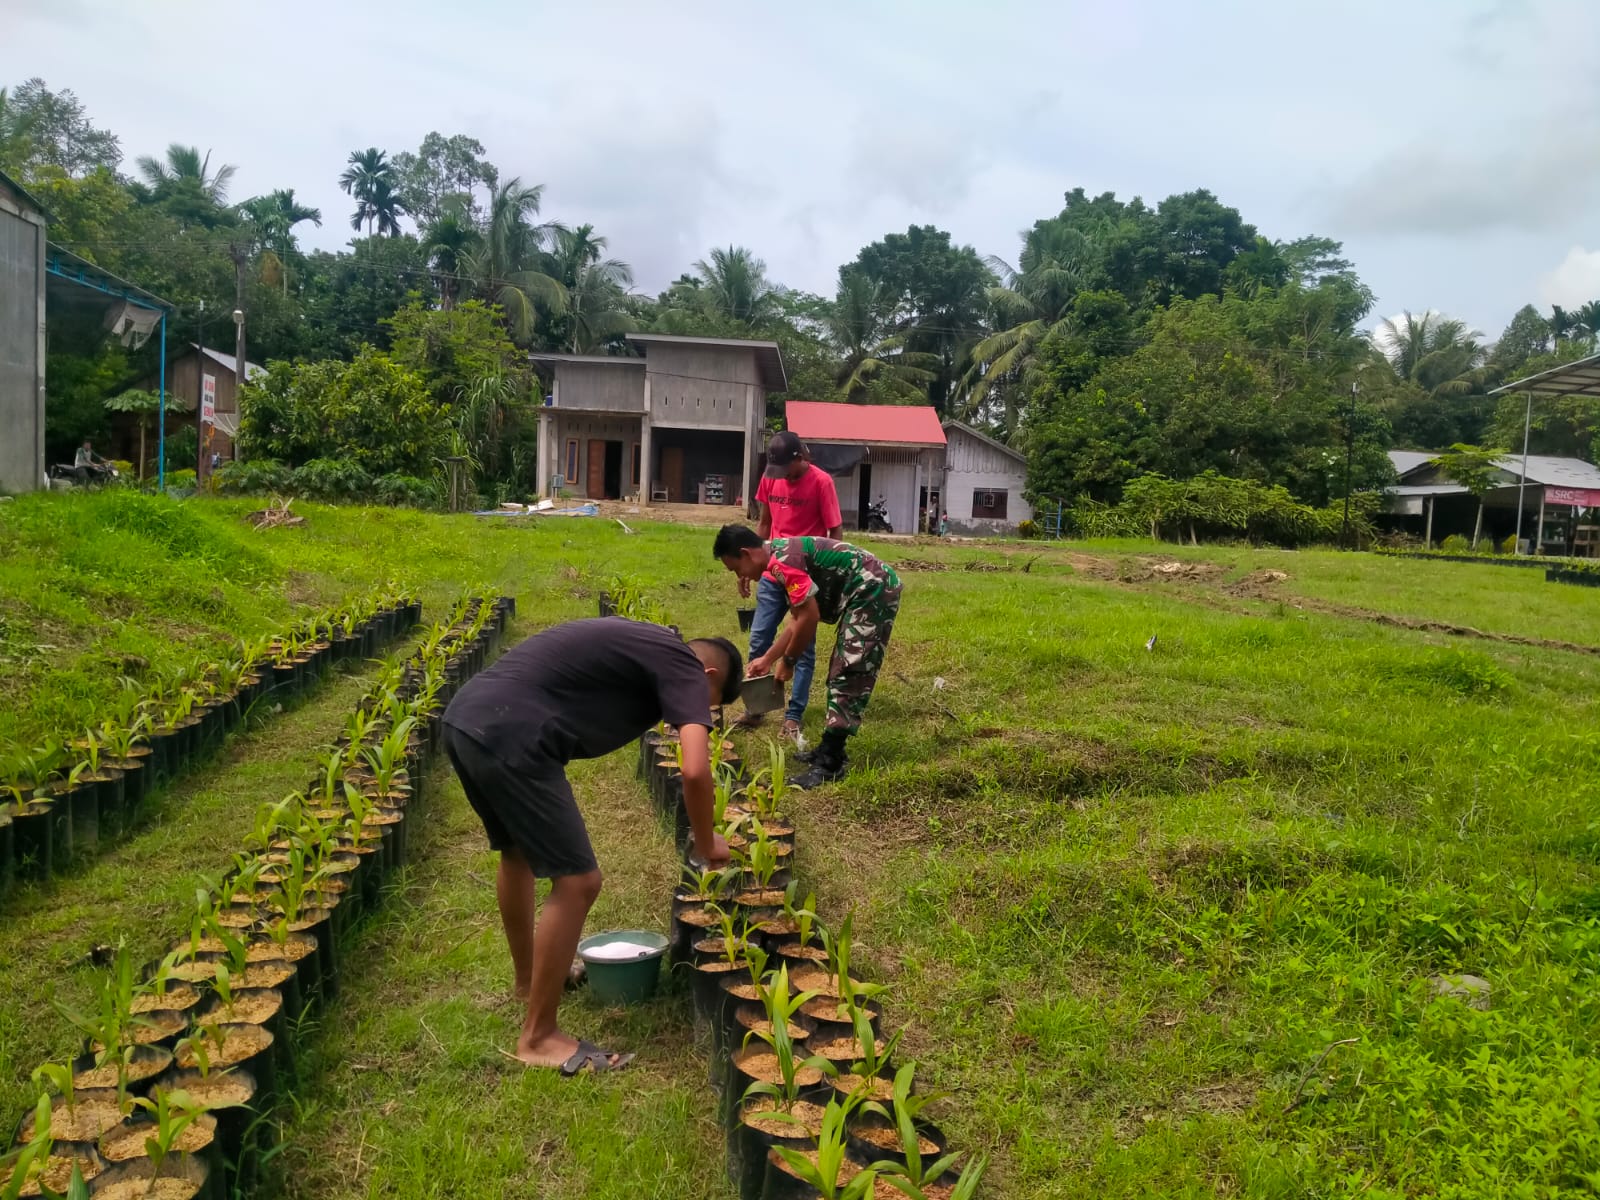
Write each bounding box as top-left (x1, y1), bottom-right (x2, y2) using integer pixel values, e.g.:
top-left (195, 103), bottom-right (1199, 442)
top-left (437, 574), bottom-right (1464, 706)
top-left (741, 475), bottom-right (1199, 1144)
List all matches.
top-left (442, 617), bottom-right (713, 763)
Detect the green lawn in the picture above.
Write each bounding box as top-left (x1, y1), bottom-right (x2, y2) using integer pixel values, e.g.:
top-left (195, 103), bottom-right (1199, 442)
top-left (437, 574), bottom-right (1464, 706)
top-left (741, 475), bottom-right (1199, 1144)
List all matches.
top-left (2, 492), bottom-right (1597, 1199)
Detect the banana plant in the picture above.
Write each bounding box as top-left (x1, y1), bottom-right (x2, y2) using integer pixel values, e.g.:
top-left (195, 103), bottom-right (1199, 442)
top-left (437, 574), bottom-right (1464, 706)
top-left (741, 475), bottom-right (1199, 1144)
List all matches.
top-left (742, 964), bottom-right (832, 1115)
top-left (771, 1092), bottom-right (878, 1200)
top-left (0, 1094), bottom-right (54, 1200)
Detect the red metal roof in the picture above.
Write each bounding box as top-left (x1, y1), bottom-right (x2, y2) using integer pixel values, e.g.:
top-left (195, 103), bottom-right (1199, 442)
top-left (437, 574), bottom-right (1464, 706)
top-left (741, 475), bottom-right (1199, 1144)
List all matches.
top-left (784, 401), bottom-right (947, 446)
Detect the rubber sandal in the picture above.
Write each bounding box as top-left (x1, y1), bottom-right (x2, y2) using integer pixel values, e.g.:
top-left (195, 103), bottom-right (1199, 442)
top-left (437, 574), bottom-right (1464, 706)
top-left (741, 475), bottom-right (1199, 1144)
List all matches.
top-left (560, 1039), bottom-right (635, 1076)
top-left (731, 713), bottom-right (766, 730)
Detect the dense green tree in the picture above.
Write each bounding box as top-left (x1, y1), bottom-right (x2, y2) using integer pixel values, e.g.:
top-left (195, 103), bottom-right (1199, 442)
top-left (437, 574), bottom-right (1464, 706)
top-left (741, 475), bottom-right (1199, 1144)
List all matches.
top-left (843, 225), bottom-right (992, 414)
top-left (238, 189), bottom-right (321, 294)
top-left (391, 131), bottom-right (499, 227)
top-left (1491, 304), bottom-right (1552, 375)
top-left (238, 348), bottom-right (447, 475)
top-left (297, 236), bottom-right (434, 360)
top-left (422, 202), bottom-right (481, 310)
top-left (0, 78), bottom-right (121, 178)
top-left (1490, 340), bottom-right (1600, 460)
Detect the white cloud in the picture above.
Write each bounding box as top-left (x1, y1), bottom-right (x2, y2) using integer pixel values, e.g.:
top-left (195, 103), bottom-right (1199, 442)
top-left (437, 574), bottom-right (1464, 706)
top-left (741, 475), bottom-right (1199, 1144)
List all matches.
top-left (1538, 246), bottom-right (1600, 309)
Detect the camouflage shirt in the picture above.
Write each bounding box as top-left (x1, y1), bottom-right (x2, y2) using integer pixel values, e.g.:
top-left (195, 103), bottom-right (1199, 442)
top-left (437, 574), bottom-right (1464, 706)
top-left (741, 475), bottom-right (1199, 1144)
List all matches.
top-left (764, 536), bottom-right (897, 624)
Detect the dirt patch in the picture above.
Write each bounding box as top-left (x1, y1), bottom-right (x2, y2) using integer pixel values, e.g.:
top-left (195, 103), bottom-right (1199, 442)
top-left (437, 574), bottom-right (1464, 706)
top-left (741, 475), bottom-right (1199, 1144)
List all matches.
top-left (1224, 569), bottom-right (1290, 600)
top-left (1120, 558), bottom-right (1228, 584)
top-left (899, 559), bottom-right (949, 572)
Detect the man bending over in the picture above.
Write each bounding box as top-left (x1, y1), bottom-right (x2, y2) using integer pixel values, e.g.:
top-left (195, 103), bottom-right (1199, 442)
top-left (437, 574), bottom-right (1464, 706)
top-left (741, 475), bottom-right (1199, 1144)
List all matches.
top-left (714, 525), bottom-right (901, 788)
top-left (443, 617), bottom-right (740, 1073)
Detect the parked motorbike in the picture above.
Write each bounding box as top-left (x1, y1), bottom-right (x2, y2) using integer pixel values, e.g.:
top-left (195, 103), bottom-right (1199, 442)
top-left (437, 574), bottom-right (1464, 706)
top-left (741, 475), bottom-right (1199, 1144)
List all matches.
top-left (866, 497), bottom-right (893, 533)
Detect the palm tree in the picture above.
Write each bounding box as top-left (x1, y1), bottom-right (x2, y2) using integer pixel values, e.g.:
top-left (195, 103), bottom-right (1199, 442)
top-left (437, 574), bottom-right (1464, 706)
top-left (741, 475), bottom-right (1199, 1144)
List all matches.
top-left (828, 272), bottom-right (937, 403)
top-left (1575, 300), bottom-right (1600, 339)
top-left (539, 223), bottom-right (634, 352)
top-left (240, 189), bottom-right (322, 293)
top-left (463, 177), bottom-right (566, 342)
top-left (423, 203), bottom-right (481, 310)
top-left (136, 144), bottom-right (236, 204)
top-left (961, 220), bottom-right (1101, 429)
top-left (1376, 311), bottom-right (1487, 398)
top-left (693, 246), bottom-right (775, 325)
top-left (339, 147), bottom-right (406, 235)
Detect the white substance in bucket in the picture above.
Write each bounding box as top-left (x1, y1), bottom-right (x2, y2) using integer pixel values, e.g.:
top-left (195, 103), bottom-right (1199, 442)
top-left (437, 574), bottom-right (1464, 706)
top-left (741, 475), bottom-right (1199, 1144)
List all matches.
top-left (584, 941), bottom-right (659, 961)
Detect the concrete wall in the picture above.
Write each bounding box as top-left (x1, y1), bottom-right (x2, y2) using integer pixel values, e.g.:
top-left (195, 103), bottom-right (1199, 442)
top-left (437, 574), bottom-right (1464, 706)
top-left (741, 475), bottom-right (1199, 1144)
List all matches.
top-left (553, 360), bottom-right (644, 412)
top-left (549, 412), bottom-right (643, 498)
top-left (646, 343), bottom-right (758, 429)
top-left (0, 186), bottom-right (46, 494)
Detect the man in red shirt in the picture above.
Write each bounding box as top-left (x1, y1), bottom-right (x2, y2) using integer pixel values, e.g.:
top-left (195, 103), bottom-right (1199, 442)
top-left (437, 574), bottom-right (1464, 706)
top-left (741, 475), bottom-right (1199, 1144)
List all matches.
top-left (739, 430), bottom-right (843, 740)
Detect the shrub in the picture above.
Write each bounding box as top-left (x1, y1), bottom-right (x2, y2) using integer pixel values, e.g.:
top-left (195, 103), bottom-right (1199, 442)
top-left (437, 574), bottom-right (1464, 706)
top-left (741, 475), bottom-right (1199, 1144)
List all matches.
top-left (290, 458), bottom-right (374, 500)
top-left (1497, 535), bottom-right (1518, 555)
top-left (1017, 518), bottom-right (1038, 539)
top-left (214, 460), bottom-right (294, 495)
top-left (372, 474), bottom-right (440, 508)
top-left (166, 469), bottom-right (197, 490)
top-left (1440, 534), bottom-right (1473, 554)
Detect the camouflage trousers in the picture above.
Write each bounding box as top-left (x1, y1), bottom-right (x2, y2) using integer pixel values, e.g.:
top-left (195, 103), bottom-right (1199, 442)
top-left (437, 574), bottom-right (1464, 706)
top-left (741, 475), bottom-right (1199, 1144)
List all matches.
top-left (824, 569), bottom-right (902, 733)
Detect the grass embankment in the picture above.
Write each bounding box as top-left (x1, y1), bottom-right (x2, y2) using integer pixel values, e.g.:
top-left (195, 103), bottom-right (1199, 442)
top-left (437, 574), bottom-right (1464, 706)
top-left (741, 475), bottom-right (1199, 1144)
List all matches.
top-left (3, 492), bottom-right (1597, 1198)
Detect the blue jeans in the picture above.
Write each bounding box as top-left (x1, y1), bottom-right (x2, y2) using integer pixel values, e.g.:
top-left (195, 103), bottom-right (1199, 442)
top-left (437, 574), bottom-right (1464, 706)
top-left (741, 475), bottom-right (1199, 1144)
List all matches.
top-left (750, 575), bottom-right (815, 724)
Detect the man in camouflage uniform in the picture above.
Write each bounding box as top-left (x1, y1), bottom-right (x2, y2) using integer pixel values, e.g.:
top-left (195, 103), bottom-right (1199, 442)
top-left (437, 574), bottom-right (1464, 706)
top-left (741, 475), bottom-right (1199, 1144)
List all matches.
top-left (714, 524), bottom-right (902, 787)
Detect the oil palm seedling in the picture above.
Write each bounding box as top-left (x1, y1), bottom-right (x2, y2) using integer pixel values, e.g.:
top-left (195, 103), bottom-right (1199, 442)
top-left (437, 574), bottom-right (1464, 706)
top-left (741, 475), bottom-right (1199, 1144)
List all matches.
top-left (770, 1092), bottom-right (879, 1200)
top-left (742, 965), bottom-right (830, 1114)
top-left (0, 1094), bottom-right (54, 1200)
top-left (131, 1086), bottom-right (209, 1185)
top-left (862, 1065), bottom-right (986, 1198)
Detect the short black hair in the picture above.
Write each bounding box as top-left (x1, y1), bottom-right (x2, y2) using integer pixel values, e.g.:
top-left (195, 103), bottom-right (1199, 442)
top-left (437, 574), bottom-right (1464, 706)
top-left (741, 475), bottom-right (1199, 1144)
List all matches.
top-left (713, 524), bottom-right (763, 559)
top-left (690, 636), bottom-right (743, 705)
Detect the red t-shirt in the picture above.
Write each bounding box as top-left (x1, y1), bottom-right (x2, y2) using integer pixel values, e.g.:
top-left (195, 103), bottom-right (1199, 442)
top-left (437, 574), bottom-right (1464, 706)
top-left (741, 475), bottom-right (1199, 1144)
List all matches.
top-left (756, 464), bottom-right (842, 539)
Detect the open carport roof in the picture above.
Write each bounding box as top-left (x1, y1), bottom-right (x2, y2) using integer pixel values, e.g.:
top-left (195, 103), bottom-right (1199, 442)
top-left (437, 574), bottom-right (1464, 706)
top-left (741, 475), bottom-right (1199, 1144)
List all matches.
top-left (1491, 350), bottom-right (1600, 399)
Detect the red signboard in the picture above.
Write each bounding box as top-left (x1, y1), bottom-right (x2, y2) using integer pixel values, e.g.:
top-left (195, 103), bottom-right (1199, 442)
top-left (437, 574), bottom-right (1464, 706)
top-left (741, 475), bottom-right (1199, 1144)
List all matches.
top-left (1545, 486), bottom-right (1600, 507)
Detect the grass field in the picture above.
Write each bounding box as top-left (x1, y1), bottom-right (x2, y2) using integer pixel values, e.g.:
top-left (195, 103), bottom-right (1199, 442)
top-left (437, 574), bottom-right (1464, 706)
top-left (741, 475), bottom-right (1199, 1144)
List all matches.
top-left (2, 491), bottom-right (1597, 1199)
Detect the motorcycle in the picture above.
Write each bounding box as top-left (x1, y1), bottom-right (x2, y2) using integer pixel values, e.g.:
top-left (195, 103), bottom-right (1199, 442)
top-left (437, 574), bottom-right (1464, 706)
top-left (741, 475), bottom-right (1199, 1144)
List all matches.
top-left (866, 497), bottom-right (893, 533)
top-left (49, 461), bottom-right (120, 489)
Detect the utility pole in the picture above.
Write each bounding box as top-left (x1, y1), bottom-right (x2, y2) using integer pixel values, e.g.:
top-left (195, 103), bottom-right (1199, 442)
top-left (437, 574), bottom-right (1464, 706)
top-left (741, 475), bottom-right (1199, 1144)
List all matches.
top-left (195, 300), bottom-right (204, 484)
top-left (1514, 387), bottom-right (1533, 554)
top-left (1340, 381), bottom-right (1358, 548)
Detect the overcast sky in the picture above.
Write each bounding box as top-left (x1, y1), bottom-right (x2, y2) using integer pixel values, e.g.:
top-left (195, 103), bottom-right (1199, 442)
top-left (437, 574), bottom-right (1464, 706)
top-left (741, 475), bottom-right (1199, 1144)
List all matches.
top-left (7, 0), bottom-right (1599, 338)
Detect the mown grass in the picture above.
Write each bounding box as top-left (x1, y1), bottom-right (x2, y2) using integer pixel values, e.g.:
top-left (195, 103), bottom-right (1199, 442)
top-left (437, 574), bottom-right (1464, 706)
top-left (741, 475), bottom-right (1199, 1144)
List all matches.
top-left (3, 492), bottom-right (1597, 1198)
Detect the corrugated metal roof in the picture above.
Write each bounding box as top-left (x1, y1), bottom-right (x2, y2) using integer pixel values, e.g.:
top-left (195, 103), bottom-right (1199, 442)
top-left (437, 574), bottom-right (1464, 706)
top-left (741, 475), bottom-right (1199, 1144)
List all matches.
top-left (786, 401), bottom-right (948, 447)
top-left (1388, 449), bottom-right (1438, 477)
top-left (1389, 483), bottom-right (1469, 497)
top-left (195, 345), bottom-right (265, 380)
top-left (1491, 350), bottom-right (1600, 399)
top-left (1495, 454), bottom-right (1600, 488)
top-left (943, 420), bottom-right (1026, 463)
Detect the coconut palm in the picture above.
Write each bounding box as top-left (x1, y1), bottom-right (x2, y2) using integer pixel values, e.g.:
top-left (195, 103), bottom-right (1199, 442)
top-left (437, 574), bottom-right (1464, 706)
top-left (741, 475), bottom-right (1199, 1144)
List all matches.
top-left (136, 144), bottom-right (236, 204)
top-left (462, 177), bottom-right (566, 342)
top-left (423, 203), bottom-right (481, 310)
top-left (1376, 310), bottom-right (1487, 398)
top-left (544, 224), bottom-right (634, 352)
top-left (1575, 300), bottom-right (1600, 339)
top-left (693, 245), bottom-right (776, 325)
top-left (829, 272), bottom-right (937, 403)
top-left (960, 219), bottom-right (1102, 428)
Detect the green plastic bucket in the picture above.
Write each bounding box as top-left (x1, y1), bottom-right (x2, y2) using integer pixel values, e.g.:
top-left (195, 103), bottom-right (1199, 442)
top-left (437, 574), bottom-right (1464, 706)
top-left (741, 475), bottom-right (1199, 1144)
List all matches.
top-left (578, 930), bottom-right (668, 1005)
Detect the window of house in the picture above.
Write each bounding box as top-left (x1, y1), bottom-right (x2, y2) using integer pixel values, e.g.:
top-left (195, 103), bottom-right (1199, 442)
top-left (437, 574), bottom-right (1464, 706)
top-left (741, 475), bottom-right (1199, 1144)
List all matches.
top-left (564, 439), bottom-right (579, 486)
top-left (971, 489), bottom-right (1008, 520)
top-left (631, 442), bottom-right (641, 487)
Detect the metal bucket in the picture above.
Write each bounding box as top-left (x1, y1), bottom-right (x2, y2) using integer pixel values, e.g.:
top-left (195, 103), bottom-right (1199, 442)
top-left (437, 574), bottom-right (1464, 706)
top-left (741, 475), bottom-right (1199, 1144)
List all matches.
top-left (740, 674), bottom-right (785, 717)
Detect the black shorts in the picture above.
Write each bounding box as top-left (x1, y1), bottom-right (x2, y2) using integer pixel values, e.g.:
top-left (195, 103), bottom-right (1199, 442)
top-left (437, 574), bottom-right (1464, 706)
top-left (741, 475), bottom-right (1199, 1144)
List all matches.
top-left (442, 724), bottom-right (598, 878)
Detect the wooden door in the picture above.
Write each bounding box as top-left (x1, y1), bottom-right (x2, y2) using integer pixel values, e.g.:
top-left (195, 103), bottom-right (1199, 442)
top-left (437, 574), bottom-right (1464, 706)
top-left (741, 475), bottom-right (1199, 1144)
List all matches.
top-left (586, 439), bottom-right (606, 499)
top-left (660, 446), bottom-right (685, 502)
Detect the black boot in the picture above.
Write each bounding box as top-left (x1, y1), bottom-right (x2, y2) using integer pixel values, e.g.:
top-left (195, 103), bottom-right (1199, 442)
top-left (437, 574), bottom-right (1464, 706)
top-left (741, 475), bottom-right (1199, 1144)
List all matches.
top-left (792, 729), bottom-right (848, 789)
